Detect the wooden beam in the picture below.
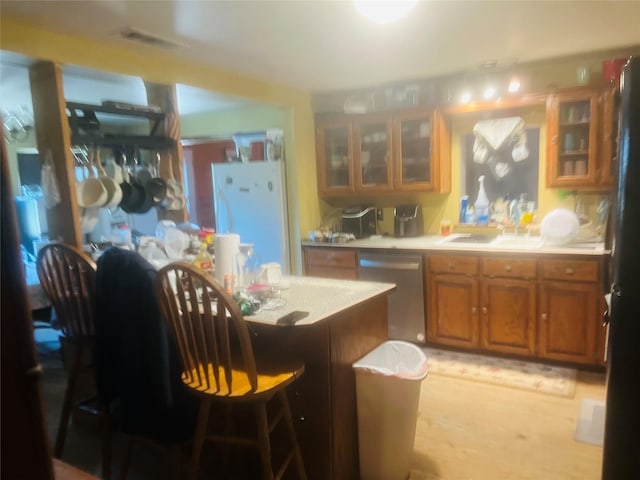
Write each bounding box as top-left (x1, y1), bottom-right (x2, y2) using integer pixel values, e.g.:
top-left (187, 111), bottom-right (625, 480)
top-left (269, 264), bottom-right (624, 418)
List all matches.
top-left (144, 82), bottom-right (187, 224)
top-left (29, 61), bottom-right (82, 247)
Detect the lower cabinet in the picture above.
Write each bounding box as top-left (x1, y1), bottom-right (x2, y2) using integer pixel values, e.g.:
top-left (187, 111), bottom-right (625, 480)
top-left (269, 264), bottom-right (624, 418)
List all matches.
top-left (427, 254), bottom-right (537, 356)
top-left (427, 252), bottom-right (606, 366)
top-left (427, 255), bottom-right (479, 348)
top-left (538, 257), bottom-right (604, 365)
top-left (428, 273), bottom-right (479, 348)
top-left (303, 247), bottom-right (358, 279)
top-left (481, 278), bottom-right (537, 356)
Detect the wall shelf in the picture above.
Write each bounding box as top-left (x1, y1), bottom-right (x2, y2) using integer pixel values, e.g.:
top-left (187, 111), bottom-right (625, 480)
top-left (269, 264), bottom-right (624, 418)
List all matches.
top-left (66, 101), bottom-right (175, 149)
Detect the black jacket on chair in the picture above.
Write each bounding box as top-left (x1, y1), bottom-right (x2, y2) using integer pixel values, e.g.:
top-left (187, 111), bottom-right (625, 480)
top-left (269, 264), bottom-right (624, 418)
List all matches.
top-left (95, 248), bottom-right (196, 440)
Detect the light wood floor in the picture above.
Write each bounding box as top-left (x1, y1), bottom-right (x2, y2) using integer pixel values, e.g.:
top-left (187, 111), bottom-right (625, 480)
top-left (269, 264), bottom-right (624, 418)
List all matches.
top-left (410, 370), bottom-right (606, 480)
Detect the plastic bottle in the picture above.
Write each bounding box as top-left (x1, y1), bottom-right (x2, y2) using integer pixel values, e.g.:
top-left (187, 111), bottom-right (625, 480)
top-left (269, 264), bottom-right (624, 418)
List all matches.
top-left (192, 234), bottom-right (214, 277)
top-left (459, 195), bottom-right (469, 224)
top-left (474, 175), bottom-right (490, 225)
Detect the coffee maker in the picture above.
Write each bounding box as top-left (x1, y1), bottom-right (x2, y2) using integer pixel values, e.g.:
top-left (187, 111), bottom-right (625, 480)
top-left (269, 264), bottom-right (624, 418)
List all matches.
top-left (394, 204), bottom-right (423, 237)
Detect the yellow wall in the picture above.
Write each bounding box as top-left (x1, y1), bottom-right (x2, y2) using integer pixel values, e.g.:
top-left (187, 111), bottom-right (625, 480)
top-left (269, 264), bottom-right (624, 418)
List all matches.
top-left (1, 13), bottom-right (321, 272)
top-left (180, 106), bottom-right (286, 139)
top-left (3, 14), bottom-right (633, 254)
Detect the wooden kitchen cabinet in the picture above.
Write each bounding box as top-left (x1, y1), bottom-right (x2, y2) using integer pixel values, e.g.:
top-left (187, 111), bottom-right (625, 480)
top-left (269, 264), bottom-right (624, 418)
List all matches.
top-left (479, 257), bottom-right (537, 356)
top-left (427, 252), bottom-right (605, 366)
top-left (546, 88), bottom-right (600, 188)
top-left (538, 258), bottom-right (604, 365)
top-left (427, 273), bottom-right (479, 348)
top-left (599, 85), bottom-right (620, 187)
top-left (315, 107), bottom-right (450, 197)
top-left (480, 278), bottom-right (537, 356)
top-left (315, 119), bottom-right (354, 195)
top-left (428, 254), bottom-right (536, 354)
top-left (352, 113), bottom-right (393, 192)
top-left (393, 108), bottom-right (450, 192)
top-left (303, 247), bottom-right (358, 279)
top-left (538, 281), bottom-right (600, 365)
top-left (427, 254), bottom-right (479, 347)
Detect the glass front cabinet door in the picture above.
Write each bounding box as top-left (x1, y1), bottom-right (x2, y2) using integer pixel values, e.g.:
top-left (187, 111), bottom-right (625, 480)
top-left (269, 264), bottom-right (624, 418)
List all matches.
top-left (353, 114), bottom-right (393, 192)
top-left (393, 108), bottom-right (448, 192)
top-left (546, 89), bottom-right (599, 188)
top-left (315, 120), bottom-right (354, 195)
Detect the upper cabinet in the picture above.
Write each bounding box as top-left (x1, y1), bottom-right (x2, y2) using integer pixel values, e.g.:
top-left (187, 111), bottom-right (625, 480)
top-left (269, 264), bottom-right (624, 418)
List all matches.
top-left (599, 85), bottom-right (619, 187)
top-left (315, 108), bottom-right (450, 196)
top-left (393, 108), bottom-right (450, 192)
top-left (353, 113), bottom-right (393, 192)
top-left (315, 118), bottom-right (354, 195)
top-left (545, 87), bottom-right (608, 189)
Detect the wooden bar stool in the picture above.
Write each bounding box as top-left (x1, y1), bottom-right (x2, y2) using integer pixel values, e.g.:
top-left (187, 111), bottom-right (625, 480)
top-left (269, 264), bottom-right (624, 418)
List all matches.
top-left (36, 243), bottom-right (112, 479)
top-left (154, 262), bottom-right (307, 480)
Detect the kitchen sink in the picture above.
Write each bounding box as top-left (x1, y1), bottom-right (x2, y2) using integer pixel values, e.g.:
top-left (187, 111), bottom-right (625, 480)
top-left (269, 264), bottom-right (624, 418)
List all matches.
top-left (437, 233), bottom-right (497, 245)
top-left (490, 235), bottom-right (545, 249)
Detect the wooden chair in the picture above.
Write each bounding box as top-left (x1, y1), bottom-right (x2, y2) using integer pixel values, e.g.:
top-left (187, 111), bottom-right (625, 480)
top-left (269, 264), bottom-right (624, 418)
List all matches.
top-left (154, 262), bottom-right (307, 480)
top-left (36, 243), bottom-right (111, 479)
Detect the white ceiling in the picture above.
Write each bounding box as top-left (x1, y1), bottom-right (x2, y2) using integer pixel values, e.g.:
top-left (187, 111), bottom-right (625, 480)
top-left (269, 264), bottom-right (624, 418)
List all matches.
top-left (2, 0), bottom-right (640, 115)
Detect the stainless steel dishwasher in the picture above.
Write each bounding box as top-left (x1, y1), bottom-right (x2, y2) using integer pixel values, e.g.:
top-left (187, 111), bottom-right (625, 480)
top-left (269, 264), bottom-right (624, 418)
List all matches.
top-left (358, 252), bottom-right (425, 344)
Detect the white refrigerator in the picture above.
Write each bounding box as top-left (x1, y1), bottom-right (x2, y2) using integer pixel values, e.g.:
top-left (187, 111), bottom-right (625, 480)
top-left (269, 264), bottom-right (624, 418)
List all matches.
top-left (212, 161), bottom-right (289, 272)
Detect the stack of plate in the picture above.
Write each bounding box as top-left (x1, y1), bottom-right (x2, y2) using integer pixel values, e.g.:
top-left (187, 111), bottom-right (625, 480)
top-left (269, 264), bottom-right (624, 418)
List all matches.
top-left (540, 208), bottom-right (580, 245)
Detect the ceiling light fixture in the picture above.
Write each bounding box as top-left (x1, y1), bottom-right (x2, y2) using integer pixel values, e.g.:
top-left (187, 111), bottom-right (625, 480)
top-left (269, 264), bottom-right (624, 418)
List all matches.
top-left (354, 0), bottom-right (418, 24)
top-left (483, 85), bottom-right (496, 100)
top-left (460, 91), bottom-right (472, 104)
top-left (508, 76), bottom-right (521, 93)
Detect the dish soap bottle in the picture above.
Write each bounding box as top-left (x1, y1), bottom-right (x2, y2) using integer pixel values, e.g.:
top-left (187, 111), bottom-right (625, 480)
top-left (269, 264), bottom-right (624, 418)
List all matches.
top-left (193, 232), bottom-right (214, 277)
top-left (474, 175), bottom-right (490, 225)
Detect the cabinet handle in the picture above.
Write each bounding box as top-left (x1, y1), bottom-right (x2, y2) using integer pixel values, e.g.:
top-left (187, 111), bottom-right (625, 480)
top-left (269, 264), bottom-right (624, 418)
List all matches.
top-left (448, 262), bottom-right (455, 270)
top-left (482, 307), bottom-right (488, 314)
top-left (471, 307), bottom-right (477, 314)
top-left (565, 267), bottom-right (574, 275)
top-left (504, 264), bottom-right (512, 272)
top-left (541, 313), bottom-right (548, 321)
top-left (552, 135), bottom-right (558, 145)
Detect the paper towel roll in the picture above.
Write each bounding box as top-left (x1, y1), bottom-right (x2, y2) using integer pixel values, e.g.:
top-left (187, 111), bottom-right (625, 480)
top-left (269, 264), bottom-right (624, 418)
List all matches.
top-left (214, 233), bottom-right (240, 284)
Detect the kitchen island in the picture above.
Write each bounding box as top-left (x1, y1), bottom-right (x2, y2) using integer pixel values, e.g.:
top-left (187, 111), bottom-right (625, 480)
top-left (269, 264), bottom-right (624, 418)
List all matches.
top-left (247, 276), bottom-right (396, 480)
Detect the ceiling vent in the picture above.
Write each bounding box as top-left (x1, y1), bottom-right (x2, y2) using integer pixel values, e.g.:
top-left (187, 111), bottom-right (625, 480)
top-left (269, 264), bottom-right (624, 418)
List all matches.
top-left (117, 27), bottom-right (184, 49)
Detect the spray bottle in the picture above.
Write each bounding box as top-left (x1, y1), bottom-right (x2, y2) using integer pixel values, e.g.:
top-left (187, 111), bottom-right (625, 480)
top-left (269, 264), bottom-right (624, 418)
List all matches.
top-left (474, 175), bottom-right (490, 225)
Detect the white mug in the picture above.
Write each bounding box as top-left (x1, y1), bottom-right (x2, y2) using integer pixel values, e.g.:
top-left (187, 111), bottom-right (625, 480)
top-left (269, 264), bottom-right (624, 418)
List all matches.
top-left (260, 263), bottom-right (282, 285)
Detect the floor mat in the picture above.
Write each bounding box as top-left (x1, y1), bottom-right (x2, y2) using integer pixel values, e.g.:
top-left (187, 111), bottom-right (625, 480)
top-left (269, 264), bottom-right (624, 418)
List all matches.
top-left (575, 398), bottom-right (606, 446)
top-left (422, 347), bottom-right (577, 398)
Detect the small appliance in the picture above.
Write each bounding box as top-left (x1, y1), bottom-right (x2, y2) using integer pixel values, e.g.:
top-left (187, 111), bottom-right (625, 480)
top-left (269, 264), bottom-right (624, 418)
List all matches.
top-left (341, 206), bottom-right (377, 239)
top-left (394, 204), bottom-right (423, 237)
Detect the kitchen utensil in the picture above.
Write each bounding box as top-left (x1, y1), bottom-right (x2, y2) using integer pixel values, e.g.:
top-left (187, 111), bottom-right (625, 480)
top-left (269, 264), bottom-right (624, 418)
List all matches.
top-left (160, 153), bottom-right (185, 210)
top-left (94, 149), bottom-right (122, 209)
top-left (144, 153), bottom-right (168, 206)
top-left (118, 154), bottom-right (146, 214)
top-left (540, 208), bottom-right (580, 245)
top-left (76, 149), bottom-right (108, 208)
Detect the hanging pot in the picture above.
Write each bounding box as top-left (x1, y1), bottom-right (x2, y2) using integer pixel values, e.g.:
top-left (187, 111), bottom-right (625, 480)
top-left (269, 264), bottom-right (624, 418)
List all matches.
top-left (118, 154), bottom-right (147, 214)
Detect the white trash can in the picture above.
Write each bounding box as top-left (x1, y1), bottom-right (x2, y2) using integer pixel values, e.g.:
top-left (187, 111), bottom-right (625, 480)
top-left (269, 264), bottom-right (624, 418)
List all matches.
top-left (353, 340), bottom-right (428, 480)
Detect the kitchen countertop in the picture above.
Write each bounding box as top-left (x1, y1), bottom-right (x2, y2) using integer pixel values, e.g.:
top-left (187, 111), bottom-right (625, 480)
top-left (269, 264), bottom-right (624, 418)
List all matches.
top-left (302, 233), bottom-right (610, 256)
top-left (247, 275), bottom-right (396, 327)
